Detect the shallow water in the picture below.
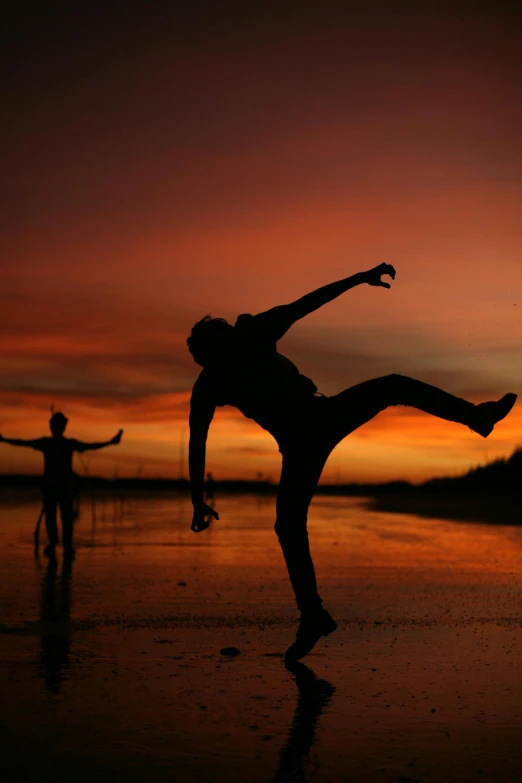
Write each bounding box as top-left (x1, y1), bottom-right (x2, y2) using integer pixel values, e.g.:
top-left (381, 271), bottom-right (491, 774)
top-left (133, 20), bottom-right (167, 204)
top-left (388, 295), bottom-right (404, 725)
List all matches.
top-left (1, 491), bottom-right (522, 782)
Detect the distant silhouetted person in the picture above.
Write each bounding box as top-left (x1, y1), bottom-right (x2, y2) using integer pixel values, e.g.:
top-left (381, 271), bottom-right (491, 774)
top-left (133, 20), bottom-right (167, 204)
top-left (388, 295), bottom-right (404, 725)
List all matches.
top-left (186, 264), bottom-right (517, 661)
top-left (0, 413), bottom-right (123, 557)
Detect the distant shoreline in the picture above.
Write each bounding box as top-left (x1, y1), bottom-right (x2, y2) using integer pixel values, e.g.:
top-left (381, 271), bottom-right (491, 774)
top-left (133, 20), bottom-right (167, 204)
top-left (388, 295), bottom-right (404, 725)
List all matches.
top-left (370, 491), bottom-right (521, 527)
top-left (0, 473), bottom-right (413, 496)
top-left (1, 472), bottom-right (520, 526)
top-left (2, 448), bottom-right (520, 497)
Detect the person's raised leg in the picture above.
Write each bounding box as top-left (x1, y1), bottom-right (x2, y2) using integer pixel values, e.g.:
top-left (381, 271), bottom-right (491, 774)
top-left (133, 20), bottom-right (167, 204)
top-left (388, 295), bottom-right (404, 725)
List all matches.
top-left (327, 374), bottom-right (516, 440)
top-left (275, 450), bottom-right (337, 662)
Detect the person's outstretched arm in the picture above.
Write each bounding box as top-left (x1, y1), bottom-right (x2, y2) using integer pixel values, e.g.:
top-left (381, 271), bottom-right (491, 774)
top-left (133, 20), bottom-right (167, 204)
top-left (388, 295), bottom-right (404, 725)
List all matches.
top-left (0, 434), bottom-right (44, 449)
top-left (248, 263), bottom-right (396, 341)
top-left (189, 376), bottom-right (219, 532)
top-left (74, 429), bottom-right (124, 452)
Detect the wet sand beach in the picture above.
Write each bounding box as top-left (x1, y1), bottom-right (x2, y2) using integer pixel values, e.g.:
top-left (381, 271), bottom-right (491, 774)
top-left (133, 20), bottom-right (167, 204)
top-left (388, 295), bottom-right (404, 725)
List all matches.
top-left (1, 491), bottom-right (521, 782)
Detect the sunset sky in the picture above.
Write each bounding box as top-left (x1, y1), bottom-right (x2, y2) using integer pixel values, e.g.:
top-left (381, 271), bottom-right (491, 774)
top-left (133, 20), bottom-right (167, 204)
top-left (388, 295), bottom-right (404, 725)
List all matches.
top-left (1, 3), bottom-right (521, 483)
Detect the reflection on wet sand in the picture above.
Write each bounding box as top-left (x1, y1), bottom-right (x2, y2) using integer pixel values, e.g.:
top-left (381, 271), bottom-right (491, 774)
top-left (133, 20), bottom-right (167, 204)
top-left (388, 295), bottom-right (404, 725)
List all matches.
top-left (274, 663), bottom-right (336, 782)
top-left (1, 492), bottom-right (522, 782)
top-left (37, 554), bottom-right (73, 694)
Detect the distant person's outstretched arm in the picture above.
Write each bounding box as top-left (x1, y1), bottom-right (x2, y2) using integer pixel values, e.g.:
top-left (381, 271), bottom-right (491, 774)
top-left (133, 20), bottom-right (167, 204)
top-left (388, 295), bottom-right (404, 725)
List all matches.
top-left (74, 429), bottom-right (123, 452)
top-left (250, 263), bottom-right (396, 340)
top-left (189, 377), bottom-right (219, 532)
top-left (0, 434), bottom-right (44, 449)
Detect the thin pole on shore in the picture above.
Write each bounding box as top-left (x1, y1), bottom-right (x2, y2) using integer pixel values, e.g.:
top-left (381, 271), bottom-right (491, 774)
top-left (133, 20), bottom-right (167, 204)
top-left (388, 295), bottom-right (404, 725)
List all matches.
top-left (178, 428), bottom-right (186, 481)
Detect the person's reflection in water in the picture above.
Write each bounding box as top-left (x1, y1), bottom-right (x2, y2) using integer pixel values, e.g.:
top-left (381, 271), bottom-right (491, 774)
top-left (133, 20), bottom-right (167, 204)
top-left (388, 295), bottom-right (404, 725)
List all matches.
top-left (273, 662), bottom-right (336, 782)
top-left (38, 553), bottom-right (73, 693)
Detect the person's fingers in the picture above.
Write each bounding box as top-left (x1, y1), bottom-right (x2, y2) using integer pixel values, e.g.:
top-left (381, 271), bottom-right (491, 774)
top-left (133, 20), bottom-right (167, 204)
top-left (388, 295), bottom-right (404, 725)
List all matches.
top-left (192, 512), bottom-right (215, 531)
top-left (379, 263), bottom-right (394, 277)
top-left (379, 281), bottom-right (391, 288)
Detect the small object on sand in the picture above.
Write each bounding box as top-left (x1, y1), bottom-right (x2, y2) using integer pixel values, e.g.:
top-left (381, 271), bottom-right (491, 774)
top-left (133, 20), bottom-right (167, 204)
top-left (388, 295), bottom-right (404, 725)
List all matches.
top-left (177, 581), bottom-right (187, 586)
top-left (220, 646), bottom-right (240, 656)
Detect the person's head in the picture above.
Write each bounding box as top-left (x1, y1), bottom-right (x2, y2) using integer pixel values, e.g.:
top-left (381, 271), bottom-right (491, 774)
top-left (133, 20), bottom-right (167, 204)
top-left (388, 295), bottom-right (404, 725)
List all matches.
top-left (186, 315), bottom-right (234, 366)
top-left (49, 411), bottom-right (68, 436)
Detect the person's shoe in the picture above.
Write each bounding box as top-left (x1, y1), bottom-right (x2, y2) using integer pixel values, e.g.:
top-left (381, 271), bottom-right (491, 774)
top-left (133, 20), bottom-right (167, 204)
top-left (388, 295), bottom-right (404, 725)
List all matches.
top-left (470, 393), bottom-right (517, 438)
top-left (285, 609), bottom-right (338, 663)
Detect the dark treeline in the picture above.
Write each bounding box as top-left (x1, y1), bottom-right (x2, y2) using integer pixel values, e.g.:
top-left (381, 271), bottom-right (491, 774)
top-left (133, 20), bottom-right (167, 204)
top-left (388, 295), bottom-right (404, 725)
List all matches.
top-left (370, 447), bottom-right (522, 526)
top-left (423, 446), bottom-right (522, 492)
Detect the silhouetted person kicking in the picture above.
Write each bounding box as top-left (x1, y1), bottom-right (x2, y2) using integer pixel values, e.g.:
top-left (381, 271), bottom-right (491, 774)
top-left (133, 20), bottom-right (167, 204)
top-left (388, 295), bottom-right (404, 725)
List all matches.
top-left (186, 264), bottom-right (517, 661)
top-left (0, 412), bottom-right (123, 557)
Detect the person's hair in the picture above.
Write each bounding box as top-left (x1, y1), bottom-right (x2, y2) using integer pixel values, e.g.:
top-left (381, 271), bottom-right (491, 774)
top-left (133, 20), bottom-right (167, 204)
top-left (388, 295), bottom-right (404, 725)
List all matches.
top-left (49, 411), bottom-right (68, 433)
top-left (186, 315), bottom-right (232, 365)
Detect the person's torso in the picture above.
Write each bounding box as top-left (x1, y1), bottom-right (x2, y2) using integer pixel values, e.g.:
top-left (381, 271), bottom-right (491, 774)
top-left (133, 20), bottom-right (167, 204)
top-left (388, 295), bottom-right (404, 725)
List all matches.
top-left (203, 321), bottom-right (318, 429)
top-left (40, 437), bottom-right (76, 483)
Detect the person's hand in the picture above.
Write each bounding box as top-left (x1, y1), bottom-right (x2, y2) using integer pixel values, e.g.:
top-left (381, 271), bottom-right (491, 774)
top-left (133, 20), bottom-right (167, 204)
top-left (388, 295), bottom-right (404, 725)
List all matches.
top-left (111, 429), bottom-right (124, 445)
top-left (363, 263), bottom-right (396, 288)
top-left (191, 502), bottom-right (219, 532)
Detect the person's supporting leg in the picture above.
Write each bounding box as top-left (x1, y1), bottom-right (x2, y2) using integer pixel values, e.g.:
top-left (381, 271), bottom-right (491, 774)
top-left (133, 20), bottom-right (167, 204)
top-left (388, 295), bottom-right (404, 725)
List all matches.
top-left (42, 486), bottom-right (59, 551)
top-left (327, 374), bottom-right (515, 440)
top-left (275, 451), bottom-right (326, 614)
top-left (275, 448), bottom-right (337, 661)
top-left (58, 489), bottom-right (75, 555)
